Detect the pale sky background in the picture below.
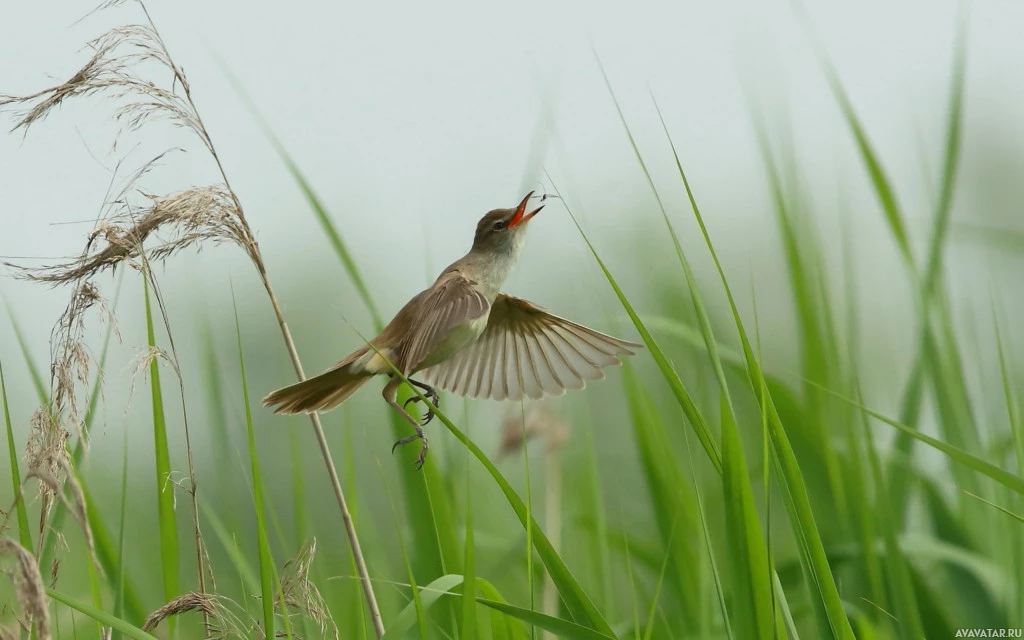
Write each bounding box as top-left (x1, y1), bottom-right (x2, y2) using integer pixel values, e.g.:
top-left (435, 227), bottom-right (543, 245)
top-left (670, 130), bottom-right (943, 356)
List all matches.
top-left (1, 0), bottom-right (1022, 457)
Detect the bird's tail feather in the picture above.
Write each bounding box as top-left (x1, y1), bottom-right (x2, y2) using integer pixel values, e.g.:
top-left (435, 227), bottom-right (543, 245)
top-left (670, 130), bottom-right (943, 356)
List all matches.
top-left (262, 349), bottom-right (372, 414)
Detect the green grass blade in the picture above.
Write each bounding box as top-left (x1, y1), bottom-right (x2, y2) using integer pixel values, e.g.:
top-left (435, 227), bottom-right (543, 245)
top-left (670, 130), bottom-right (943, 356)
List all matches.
top-left (920, 22), bottom-right (968, 300)
top-left (385, 574), bottom-right (612, 640)
top-left (143, 276), bottom-right (179, 628)
top-left (461, 475), bottom-right (478, 639)
top-left (475, 600), bottom-right (615, 640)
top-left (720, 392), bottom-right (774, 640)
top-left (550, 183), bottom-right (722, 474)
top-left (1, 361), bottom-right (32, 550)
top-left (383, 574), bottom-right (464, 639)
top-left (817, 59), bottom-right (912, 267)
top-left (113, 428), bottom-right (129, 640)
top-left (648, 127), bottom-right (856, 638)
top-left (621, 364), bottom-right (700, 621)
top-left (382, 465), bottom-right (428, 640)
top-left (4, 302), bottom-right (48, 403)
top-left (232, 293), bottom-right (277, 638)
top-left (349, 327), bottom-right (611, 634)
top-left (964, 491), bottom-right (1024, 524)
top-left (47, 589), bottom-right (157, 640)
top-left (383, 368), bottom-right (613, 634)
top-left (817, 384), bottom-right (1024, 495)
top-left (199, 500), bottom-right (260, 595)
top-left (855, 383), bottom-right (925, 638)
top-left (682, 430), bottom-right (734, 640)
top-left (225, 68), bottom-right (460, 586)
top-left (224, 73), bottom-right (383, 330)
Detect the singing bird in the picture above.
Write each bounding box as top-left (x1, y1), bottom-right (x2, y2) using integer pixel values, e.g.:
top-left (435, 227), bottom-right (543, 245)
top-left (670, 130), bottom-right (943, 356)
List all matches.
top-left (262, 192), bottom-right (641, 467)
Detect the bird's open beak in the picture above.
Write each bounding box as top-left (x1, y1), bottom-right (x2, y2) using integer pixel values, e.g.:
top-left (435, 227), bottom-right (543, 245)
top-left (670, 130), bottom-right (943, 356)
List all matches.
top-left (508, 191), bottom-right (544, 229)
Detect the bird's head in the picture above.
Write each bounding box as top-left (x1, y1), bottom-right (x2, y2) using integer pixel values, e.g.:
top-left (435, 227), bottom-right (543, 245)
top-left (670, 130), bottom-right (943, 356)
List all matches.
top-left (471, 191), bottom-right (544, 256)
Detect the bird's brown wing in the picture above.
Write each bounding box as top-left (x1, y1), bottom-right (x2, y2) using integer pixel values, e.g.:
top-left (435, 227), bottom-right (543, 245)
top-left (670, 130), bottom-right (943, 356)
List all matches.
top-left (387, 273), bottom-right (490, 373)
top-left (419, 293), bottom-right (641, 401)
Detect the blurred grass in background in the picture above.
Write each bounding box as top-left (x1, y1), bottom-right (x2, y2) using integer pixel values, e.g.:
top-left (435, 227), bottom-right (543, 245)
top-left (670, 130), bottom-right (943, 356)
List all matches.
top-left (1, 3), bottom-right (1023, 639)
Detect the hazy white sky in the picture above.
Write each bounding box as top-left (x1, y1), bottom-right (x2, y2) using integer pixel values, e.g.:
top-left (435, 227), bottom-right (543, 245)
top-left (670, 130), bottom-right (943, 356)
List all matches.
top-left (1, 0), bottom-right (1021, 400)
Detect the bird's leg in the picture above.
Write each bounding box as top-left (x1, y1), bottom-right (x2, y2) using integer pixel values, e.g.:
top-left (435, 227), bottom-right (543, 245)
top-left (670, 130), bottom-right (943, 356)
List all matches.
top-left (383, 376), bottom-right (429, 469)
top-left (403, 378), bottom-right (440, 425)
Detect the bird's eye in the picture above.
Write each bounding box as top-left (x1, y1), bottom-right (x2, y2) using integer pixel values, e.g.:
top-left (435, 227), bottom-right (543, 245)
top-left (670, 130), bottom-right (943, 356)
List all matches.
top-left (493, 221), bottom-right (507, 231)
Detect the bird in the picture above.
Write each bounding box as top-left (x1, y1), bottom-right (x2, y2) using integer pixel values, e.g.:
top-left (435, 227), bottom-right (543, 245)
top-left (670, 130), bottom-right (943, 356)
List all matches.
top-left (262, 192), bottom-right (641, 468)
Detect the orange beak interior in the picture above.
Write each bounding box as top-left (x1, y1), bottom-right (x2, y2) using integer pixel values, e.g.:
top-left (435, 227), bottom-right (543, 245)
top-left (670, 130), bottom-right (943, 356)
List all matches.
top-left (508, 191), bottom-right (544, 229)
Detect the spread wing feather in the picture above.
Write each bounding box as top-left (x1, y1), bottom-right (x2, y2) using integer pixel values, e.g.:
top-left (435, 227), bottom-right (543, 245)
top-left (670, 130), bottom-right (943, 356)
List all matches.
top-left (382, 274), bottom-right (490, 373)
top-left (420, 293), bottom-right (641, 401)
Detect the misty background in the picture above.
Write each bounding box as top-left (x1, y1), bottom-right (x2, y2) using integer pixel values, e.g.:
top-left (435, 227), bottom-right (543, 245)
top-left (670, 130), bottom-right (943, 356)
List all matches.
top-left (1, 0), bottom-right (1022, 601)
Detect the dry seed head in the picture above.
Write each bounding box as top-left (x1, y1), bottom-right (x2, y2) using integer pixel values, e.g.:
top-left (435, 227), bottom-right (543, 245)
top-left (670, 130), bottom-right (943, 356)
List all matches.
top-left (25, 465), bottom-right (101, 578)
top-left (6, 185), bottom-right (249, 287)
top-left (276, 539), bottom-right (338, 639)
top-left (0, 538), bottom-right (51, 640)
top-left (142, 592), bottom-right (249, 638)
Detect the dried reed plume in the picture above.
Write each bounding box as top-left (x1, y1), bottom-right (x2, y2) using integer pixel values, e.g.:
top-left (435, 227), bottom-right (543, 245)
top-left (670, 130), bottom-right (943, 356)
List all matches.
top-left (276, 539), bottom-right (338, 639)
top-left (142, 592), bottom-right (250, 638)
top-left (0, 538), bottom-right (51, 639)
top-left (1, 0), bottom-right (383, 634)
top-left (24, 464), bottom-right (101, 576)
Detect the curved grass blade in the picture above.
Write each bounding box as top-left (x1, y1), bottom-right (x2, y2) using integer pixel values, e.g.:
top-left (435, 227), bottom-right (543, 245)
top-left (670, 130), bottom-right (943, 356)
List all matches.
top-left (373, 355), bottom-right (613, 635)
top-left (385, 574), bottom-right (611, 640)
top-left (651, 121), bottom-right (855, 638)
top-left (383, 574), bottom-right (464, 639)
top-left (143, 276), bottom-right (179, 634)
top-left (550, 182), bottom-right (722, 474)
top-left (113, 428), bottom-right (130, 640)
top-left (4, 302), bottom-right (48, 403)
top-left (620, 364), bottom-right (700, 620)
top-left (232, 292), bottom-right (277, 638)
top-left (720, 392), bottom-right (774, 640)
top-left (854, 382), bottom-right (925, 638)
top-left (814, 383), bottom-right (1024, 496)
top-left (461, 477), bottom-right (478, 639)
top-left (47, 588), bottom-right (157, 640)
top-left (1, 361), bottom-right (32, 549)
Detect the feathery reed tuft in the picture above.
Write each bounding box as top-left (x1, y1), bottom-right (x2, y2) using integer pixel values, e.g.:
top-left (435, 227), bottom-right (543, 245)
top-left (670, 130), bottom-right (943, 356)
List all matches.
top-left (0, 538), bottom-right (51, 639)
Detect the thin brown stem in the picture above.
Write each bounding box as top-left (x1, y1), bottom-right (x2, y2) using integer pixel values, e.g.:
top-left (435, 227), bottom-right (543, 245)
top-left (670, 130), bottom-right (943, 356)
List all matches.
top-left (136, 4), bottom-right (384, 634)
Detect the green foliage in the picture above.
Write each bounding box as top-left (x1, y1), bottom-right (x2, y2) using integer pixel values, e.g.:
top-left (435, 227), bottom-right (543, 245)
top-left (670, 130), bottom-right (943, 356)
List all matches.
top-left (2, 20), bottom-right (1021, 640)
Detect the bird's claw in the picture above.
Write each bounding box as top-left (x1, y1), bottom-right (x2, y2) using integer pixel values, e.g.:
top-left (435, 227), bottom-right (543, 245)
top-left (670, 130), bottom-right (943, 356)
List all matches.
top-left (391, 430), bottom-right (429, 470)
top-left (403, 390), bottom-right (439, 426)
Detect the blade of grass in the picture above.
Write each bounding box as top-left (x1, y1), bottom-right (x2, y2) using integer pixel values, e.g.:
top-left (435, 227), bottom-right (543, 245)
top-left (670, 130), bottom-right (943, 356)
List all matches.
top-left (4, 302), bottom-right (48, 403)
top-left (229, 79), bottom-right (463, 584)
top-left (385, 574), bottom-right (613, 640)
top-left (547, 187), bottom-right (722, 474)
top-left (854, 381), bottom-right (925, 638)
top-left (143, 276), bottom-right (179, 636)
top-left (646, 122), bottom-right (857, 638)
top-left (682, 429), bottom-right (734, 640)
top-left (356, 335), bottom-right (613, 634)
top-left (47, 589), bottom-right (157, 640)
top-left (719, 392), bottom-right (774, 640)
top-left (621, 364), bottom-right (701, 622)
top-left (381, 461), bottom-right (428, 640)
top-left (383, 574), bottom-right (463, 639)
top-left (461, 471), bottom-right (478, 639)
top-left (199, 500), bottom-right (260, 595)
top-left (113, 427), bottom-right (129, 640)
top-left (1, 361), bottom-right (32, 550)
top-left (232, 291), bottom-right (277, 638)
top-left (813, 383), bottom-right (1024, 495)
